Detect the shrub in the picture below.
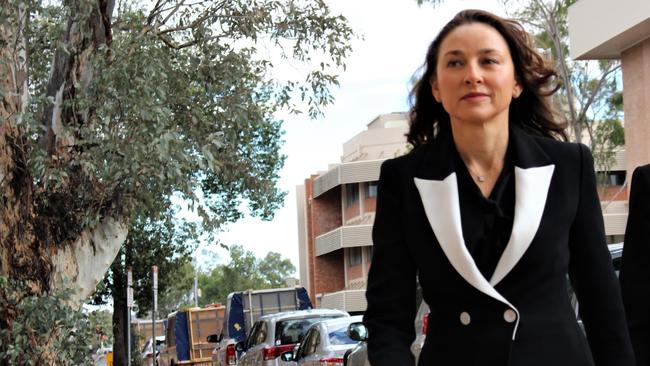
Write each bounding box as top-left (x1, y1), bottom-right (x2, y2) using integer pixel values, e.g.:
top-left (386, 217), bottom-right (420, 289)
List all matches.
top-left (0, 277), bottom-right (93, 365)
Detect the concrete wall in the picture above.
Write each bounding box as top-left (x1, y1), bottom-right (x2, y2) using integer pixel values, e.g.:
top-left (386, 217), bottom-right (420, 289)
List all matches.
top-left (568, 0), bottom-right (650, 59)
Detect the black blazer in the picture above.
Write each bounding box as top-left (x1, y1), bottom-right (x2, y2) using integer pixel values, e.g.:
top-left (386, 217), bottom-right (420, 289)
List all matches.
top-left (620, 164), bottom-right (650, 366)
top-left (364, 126), bottom-right (635, 366)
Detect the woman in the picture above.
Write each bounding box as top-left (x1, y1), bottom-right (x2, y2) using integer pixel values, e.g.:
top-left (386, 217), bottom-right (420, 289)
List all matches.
top-left (620, 164), bottom-right (650, 366)
top-left (363, 9), bottom-right (635, 366)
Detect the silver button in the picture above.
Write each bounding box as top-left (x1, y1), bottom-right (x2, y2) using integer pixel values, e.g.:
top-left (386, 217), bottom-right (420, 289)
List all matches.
top-left (459, 311), bottom-right (471, 325)
top-left (503, 309), bottom-right (517, 323)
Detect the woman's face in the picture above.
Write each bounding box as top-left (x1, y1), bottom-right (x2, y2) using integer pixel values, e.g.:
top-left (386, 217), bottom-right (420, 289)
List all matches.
top-left (431, 22), bottom-right (522, 126)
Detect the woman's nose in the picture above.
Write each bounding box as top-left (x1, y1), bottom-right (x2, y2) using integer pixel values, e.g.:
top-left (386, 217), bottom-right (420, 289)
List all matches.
top-left (464, 63), bottom-right (483, 84)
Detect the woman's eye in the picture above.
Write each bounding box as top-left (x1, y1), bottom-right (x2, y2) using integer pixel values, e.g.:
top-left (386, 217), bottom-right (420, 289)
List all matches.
top-left (483, 58), bottom-right (499, 65)
top-left (446, 60), bottom-right (462, 67)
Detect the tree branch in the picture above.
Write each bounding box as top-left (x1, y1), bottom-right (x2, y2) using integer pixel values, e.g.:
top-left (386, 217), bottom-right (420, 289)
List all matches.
top-left (539, 0), bottom-right (580, 139)
top-left (576, 62), bottom-right (621, 123)
top-left (156, 33), bottom-right (200, 49)
top-left (156, 0), bottom-right (228, 35)
top-left (147, 0), bottom-right (165, 25)
top-left (160, 0), bottom-right (187, 27)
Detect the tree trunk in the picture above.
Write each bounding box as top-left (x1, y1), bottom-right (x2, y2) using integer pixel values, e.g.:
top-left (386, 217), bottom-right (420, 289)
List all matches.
top-left (1, 0), bottom-right (127, 316)
top-left (111, 252), bottom-right (128, 366)
top-left (0, 0), bottom-right (48, 296)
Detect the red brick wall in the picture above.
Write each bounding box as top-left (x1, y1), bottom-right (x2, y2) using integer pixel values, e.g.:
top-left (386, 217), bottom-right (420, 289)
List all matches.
top-left (315, 251), bottom-right (345, 295)
top-left (306, 179), bottom-right (344, 303)
top-left (304, 177), bottom-right (317, 304)
top-left (312, 187), bottom-right (342, 237)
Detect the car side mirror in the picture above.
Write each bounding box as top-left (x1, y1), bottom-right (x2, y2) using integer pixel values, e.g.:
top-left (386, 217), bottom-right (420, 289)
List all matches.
top-left (207, 334), bottom-right (220, 343)
top-left (280, 350), bottom-right (294, 362)
top-left (235, 341), bottom-right (245, 352)
top-left (347, 322), bottom-right (368, 342)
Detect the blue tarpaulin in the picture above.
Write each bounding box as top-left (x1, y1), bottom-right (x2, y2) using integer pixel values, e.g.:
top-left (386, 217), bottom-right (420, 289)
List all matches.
top-left (226, 287), bottom-right (312, 344)
top-left (229, 293), bottom-right (247, 343)
top-left (175, 311), bottom-right (190, 361)
top-left (296, 288), bottom-right (312, 310)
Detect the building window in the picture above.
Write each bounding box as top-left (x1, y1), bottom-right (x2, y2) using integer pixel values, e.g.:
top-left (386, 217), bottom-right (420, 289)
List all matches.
top-left (348, 247), bottom-right (362, 266)
top-left (345, 184), bottom-right (359, 208)
top-left (598, 171), bottom-right (626, 186)
top-left (365, 181), bottom-right (378, 198)
top-left (366, 246), bottom-right (374, 261)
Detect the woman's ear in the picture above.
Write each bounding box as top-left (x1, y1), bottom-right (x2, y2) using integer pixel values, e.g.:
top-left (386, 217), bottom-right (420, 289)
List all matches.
top-left (512, 76), bottom-right (523, 99)
top-left (431, 79), bottom-right (441, 103)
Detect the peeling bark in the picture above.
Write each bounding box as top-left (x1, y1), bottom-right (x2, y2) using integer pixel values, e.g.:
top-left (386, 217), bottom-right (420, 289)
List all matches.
top-left (2, 0), bottom-right (122, 306)
top-left (1, 0), bottom-right (45, 294)
top-left (51, 218), bottom-right (128, 303)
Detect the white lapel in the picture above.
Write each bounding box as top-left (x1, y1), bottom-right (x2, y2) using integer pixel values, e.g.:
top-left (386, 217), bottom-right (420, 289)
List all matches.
top-left (414, 174), bottom-right (512, 306)
top-left (490, 165), bottom-right (555, 285)
top-left (414, 164), bottom-right (555, 294)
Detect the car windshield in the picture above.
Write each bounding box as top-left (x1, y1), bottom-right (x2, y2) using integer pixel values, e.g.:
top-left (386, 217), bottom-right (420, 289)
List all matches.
top-left (275, 317), bottom-right (333, 345)
top-left (328, 324), bottom-right (357, 345)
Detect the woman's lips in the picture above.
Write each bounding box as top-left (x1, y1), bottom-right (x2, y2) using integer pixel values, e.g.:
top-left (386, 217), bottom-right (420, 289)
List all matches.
top-left (462, 92), bottom-right (489, 101)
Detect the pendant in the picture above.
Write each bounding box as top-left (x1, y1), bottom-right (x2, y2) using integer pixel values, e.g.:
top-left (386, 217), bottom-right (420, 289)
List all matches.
top-left (477, 176), bottom-right (486, 183)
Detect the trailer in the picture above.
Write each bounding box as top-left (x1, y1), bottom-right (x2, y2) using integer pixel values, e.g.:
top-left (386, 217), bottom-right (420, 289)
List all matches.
top-left (159, 305), bottom-right (225, 366)
top-left (132, 319), bottom-right (166, 353)
top-left (210, 287), bottom-right (312, 366)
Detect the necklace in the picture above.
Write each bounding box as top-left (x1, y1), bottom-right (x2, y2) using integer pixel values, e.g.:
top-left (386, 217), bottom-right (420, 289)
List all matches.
top-left (466, 164), bottom-right (487, 183)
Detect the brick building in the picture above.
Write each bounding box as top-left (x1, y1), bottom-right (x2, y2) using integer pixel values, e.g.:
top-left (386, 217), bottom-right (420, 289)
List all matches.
top-left (296, 112), bottom-right (629, 313)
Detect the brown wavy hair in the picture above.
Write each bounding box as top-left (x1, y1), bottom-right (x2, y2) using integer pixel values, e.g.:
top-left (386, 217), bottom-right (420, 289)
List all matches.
top-left (407, 9), bottom-right (567, 147)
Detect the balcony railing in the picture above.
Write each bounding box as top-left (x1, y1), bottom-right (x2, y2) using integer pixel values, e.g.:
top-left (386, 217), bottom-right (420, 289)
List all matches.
top-left (315, 225), bottom-right (373, 256)
top-left (313, 159), bottom-right (384, 198)
top-left (320, 289), bottom-right (367, 312)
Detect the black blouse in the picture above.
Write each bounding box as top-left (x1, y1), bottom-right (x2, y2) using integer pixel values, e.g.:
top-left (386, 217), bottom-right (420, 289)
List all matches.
top-left (454, 145), bottom-right (516, 280)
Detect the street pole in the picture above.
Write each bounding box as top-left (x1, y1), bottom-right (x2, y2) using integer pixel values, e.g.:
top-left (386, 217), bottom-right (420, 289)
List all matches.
top-left (127, 267), bottom-right (133, 366)
top-left (152, 265), bottom-right (158, 366)
top-left (193, 256), bottom-right (199, 307)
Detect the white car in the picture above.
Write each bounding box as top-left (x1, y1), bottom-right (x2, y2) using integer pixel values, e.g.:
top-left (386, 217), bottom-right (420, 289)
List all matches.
top-left (236, 308), bottom-right (349, 366)
top-left (281, 316), bottom-right (363, 366)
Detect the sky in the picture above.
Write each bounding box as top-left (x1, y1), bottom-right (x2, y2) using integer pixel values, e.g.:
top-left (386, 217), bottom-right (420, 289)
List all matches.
top-left (203, 0), bottom-right (506, 272)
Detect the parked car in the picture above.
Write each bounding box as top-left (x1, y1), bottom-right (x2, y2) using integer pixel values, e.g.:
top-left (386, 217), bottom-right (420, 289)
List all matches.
top-left (211, 287), bottom-right (313, 366)
top-left (280, 315), bottom-right (363, 366)
top-left (343, 301), bottom-right (429, 366)
top-left (409, 302), bottom-right (430, 361)
top-left (236, 308), bottom-right (349, 366)
top-left (343, 243), bottom-right (625, 366)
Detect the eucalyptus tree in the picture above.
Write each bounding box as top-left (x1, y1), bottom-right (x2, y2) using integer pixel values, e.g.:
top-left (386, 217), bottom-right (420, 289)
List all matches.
top-left (0, 0), bottom-right (354, 358)
top-left (504, 0), bottom-right (624, 173)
